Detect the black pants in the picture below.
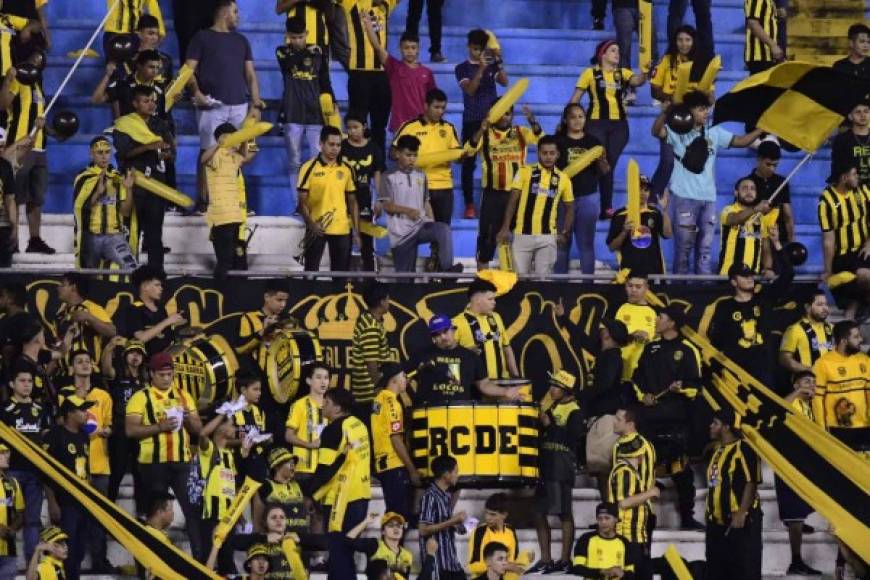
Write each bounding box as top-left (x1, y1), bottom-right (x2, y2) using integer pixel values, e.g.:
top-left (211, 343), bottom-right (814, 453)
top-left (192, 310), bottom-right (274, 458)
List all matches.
top-left (379, 467), bottom-right (414, 525)
top-left (460, 120), bottom-right (482, 206)
top-left (477, 188), bottom-right (510, 263)
top-left (405, 0), bottom-right (444, 55)
top-left (139, 461), bottom-right (202, 559)
top-left (585, 119), bottom-right (629, 216)
top-left (591, 0), bottom-right (607, 20)
top-left (347, 71), bottom-right (391, 154)
top-left (429, 188), bottom-right (454, 225)
top-left (672, 467), bottom-right (697, 521)
top-left (133, 186), bottom-right (166, 270)
top-left (705, 515), bottom-right (763, 580)
top-left (211, 222), bottom-right (242, 279)
top-left (325, 499), bottom-right (369, 580)
top-left (304, 233), bottom-right (351, 272)
top-left (60, 502), bottom-right (87, 579)
top-left (200, 516), bottom-right (236, 573)
top-left (0, 226), bottom-right (11, 267)
top-left (108, 430), bottom-right (145, 515)
top-left (171, 0), bottom-right (217, 61)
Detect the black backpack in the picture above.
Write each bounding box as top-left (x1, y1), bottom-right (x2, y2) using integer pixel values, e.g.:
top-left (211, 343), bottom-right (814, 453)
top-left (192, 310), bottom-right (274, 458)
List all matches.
top-left (676, 126), bottom-right (709, 174)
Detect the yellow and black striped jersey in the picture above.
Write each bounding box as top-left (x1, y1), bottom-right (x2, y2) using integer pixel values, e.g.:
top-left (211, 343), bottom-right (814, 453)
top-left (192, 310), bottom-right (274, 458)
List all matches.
top-left (705, 439), bottom-right (761, 525)
top-left (575, 66), bottom-right (634, 121)
top-left (339, 0), bottom-right (396, 71)
top-left (719, 202), bottom-right (768, 275)
top-left (509, 163), bottom-right (574, 235)
top-left (744, 0), bottom-right (778, 64)
top-left (608, 458), bottom-right (651, 543)
top-left (453, 308), bottom-right (511, 379)
top-left (817, 184), bottom-right (869, 257)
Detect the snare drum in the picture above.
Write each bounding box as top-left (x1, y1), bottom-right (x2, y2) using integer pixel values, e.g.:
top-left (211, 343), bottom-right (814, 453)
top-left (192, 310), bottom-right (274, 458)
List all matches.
top-left (168, 335), bottom-right (239, 409)
top-left (259, 329), bottom-right (323, 403)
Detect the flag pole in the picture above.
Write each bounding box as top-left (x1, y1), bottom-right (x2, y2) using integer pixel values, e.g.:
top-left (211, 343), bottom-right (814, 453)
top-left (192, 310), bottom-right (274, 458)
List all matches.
top-left (767, 150), bottom-right (813, 205)
top-left (32, 0), bottom-right (120, 135)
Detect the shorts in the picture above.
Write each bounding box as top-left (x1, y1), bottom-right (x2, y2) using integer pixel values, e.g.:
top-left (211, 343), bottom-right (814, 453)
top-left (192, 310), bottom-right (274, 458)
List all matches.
top-left (536, 480), bottom-right (573, 516)
top-left (774, 475), bottom-right (812, 523)
top-left (196, 103), bottom-right (249, 149)
top-left (833, 250), bottom-right (870, 274)
top-left (15, 150), bottom-right (47, 206)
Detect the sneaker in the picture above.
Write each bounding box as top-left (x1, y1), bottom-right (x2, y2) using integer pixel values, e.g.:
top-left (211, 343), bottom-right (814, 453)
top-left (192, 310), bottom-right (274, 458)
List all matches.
top-left (592, 17), bottom-right (605, 30)
top-left (445, 263), bottom-right (464, 273)
top-left (801, 523), bottom-right (816, 534)
top-left (526, 560), bottom-right (556, 574)
top-left (680, 518), bottom-right (705, 531)
top-left (787, 560), bottom-right (823, 575)
top-left (464, 203), bottom-right (476, 219)
top-left (430, 52), bottom-right (446, 63)
top-left (26, 237), bottom-right (55, 254)
top-left (544, 560), bottom-right (570, 574)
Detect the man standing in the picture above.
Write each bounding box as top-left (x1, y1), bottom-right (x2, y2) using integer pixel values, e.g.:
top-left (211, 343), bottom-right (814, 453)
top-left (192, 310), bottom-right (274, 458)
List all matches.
top-left (350, 282), bottom-right (391, 424)
top-left (779, 291), bottom-right (833, 377)
top-left (419, 455), bottom-right (467, 580)
top-left (833, 23), bottom-right (869, 79)
top-left (118, 264), bottom-right (186, 357)
top-left (125, 352), bottom-right (203, 559)
top-left (614, 274), bottom-right (657, 381)
top-left (705, 409), bottom-right (763, 580)
top-left (831, 103), bottom-right (870, 188)
top-left (297, 126), bottom-right (360, 272)
top-left (453, 278), bottom-right (519, 381)
top-left (456, 29), bottom-right (509, 219)
top-left (609, 444), bottom-right (660, 580)
top-left (497, 135), bottom-right (574, 276)
top-left (571, 502), bottom-right (638, 579)
top-left (744, 0), bottom-right (782, 74)
top-left (56, 272), bottom-right (117, 370)
top-left (303, 387), bottom-right (371, 580)
top-left (0, 442), bottom-right (22, 579)
top-left (652, 91), bottom-right (761, 274)
top-left (718, 177), bottom-right (772, 276)
top-left (746, 141), bottom-right (795, 242)
top-left (405, 0), bottom-right (445, 63)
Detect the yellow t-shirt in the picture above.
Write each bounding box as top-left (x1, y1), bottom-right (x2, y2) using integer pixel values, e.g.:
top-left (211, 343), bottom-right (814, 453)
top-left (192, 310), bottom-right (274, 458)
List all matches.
top-left (779, 318), bottom-right (833, 369)
top-left (285, 395), bottom-right (326, 473)
top-left (393, 117), bottom-right (461, 189)
top-left (315, 415), bottom-right (371, 506)
top-left (372, 388), bottom-right (404, 473)
top-left (87, 387), bottom-right (113, 475)
top-left (510, 163), bottom-right (574, 235)
top-left (812, 351), bottom-right (869, 430)
top-left (199, 439), bottom-right (237, 520)
top-left (126, 386), bottom-right (196, 464)
top-left (615, 303), bottom-right (657, 380)
top-left (297, 156), bottom-right (357, 235)
top-left (205, 148), bottom-right (245, 227)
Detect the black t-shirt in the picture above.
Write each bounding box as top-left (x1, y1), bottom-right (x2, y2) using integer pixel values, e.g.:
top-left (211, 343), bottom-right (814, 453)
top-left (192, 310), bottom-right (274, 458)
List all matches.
top-left (341, 139), bottom-right (385, 211)
top-left (108, 365), bottom-right (145, 425)
top-left (607, 206), bottom-right (665, 275)
top-left (14, 354), bottom-right (53, 409)
top-left (113, 115), bottom-right (172, 176)
top-left (43, 425), bottom-right (89, 504)
top-left (831, 130), bottom-right (870, 187)
top-left (0, 157), bottom-right (14, 226)
top-left (1, 0), bottom-right (38, 18)
top-left (555, 133), bottom-right (602, 197)
top-left (0, 399), bottom-right (49, 471)
top-left (116, 301), bottom-right (173, 356)
top-left (747, 170), bottom-right (792, 240)
top-left (106, 76), bottom-right (173, 130)
top-left (409, 345), bottom-right (485, 404)
top-left (833, 57), bottom-right (870, 80)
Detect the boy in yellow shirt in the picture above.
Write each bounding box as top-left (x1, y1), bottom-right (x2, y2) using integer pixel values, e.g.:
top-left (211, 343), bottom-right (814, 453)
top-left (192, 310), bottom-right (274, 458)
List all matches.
top-left (201, 122), bottom-right (256, 280)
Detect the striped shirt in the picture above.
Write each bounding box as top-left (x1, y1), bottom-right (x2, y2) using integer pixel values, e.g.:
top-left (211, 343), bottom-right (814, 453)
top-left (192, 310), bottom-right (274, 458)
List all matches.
top-left (608, 459), bottom-right (652, 543)
top-left (285, 395), bottom-right (326, 473)
top-left (105, 0), bottom-right (165, 36)
top-left (705, 439), bottom-right (761, 525)
top-left (817, 184), bottom-right (870, 257)
top-left (6, 77), bottom-right (45, 150)
top-left (419, 483), bottom-right (463, 573)
top-left (452, 308), bottom-right (511, 379)
top-left (340, 0), bottom-right (396, 71)
top-left (510, 163), bottom-right (574, 235)
top-left (611, 432), bottom-right (656, 491)
top-left (0, 13), bottom-right (28, 77)
top-left (126, 386), bottom-right (195, 464)
top-left (718, 202), bottom-right (768, 275)
top-left (350, 311), bottom-right (391, 403)
top-left (0, 473), bottom-right (22, 556)
top-left (744, 0), bottom-right (778, 63)
top-left (780, 318), bottom-right (832, 369)
top-left (284, 1), bottom-right (328, 48)
top-left (469, 125), bottom-right (540, 192)
top-left (575, 66), bottom-right (634, 121)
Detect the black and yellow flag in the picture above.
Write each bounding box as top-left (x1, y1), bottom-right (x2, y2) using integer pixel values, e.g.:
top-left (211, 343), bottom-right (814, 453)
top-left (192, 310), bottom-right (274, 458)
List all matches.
top-left (714, 62), bottom-right (870, 152)
top-left (0, 424), bottom-right (219, 580)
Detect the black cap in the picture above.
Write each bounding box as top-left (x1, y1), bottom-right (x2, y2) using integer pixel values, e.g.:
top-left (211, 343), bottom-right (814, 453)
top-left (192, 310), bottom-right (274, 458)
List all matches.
top-left (728, 263), bottom-right (755, 279)
top-left (713, 407), bottom-right (737, 428)
top-left (602, 318), bottom-right (629, 347)
top-left (595, 502), bottom-right (619, 519)
top-left (376, 362), bottom-right (405, 389)
top-left (659, 304), bottom-right (687, 328)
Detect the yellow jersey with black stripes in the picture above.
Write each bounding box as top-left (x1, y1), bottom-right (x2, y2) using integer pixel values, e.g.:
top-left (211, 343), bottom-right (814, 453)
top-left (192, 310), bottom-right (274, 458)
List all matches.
top-left (611, 432), bottom-right (656, 491)
top-left (780, 318), bottom-right (832, 370)
top-left (371, 388), bottom-right (404, 473)
top-left (0, 13), bottom-right (28, 77)
top-left (719, 202), bottom-right (767, 275)
top-left (126, 385), bottom-right (195, 464)
top-left (705, 439), bottom-right (761, 525)
top-left (285, 1), bottom-right (329, 48)
top-left (36, 556), bottom-right (66, 580)
top-left (297, 155), bottom-right (357, 235)
top-left (339, 0), bottom-right (396, 71)
top-left (607, 459), bottom-right (651, 543)
top-left (817, 184), bottom-right (870, 257)
top-left (199, 439), bottom-right (237, 520)
top-left (105, 0), bottom-right (165, 36)
top-left (468, 125), bottom-right (540, 191)
top-left (78, 167), bottom-right (128, 235)
top-left (56, 300), bottom-right (113, 370)
top-left (812, 350), bottom-right (869, 431)
top-left (285, 395), bottom-right (326, 473)
top-left (393, 116), bottom-right (461, 189)
top-left (510, 163), bottom-right (574, 235)
top-left (744, 0), bottom-right (778, 64)
top-left (6, 77), bottom-right (45, 150)
top-left (0, 474), bottom-right (22, 556)
top-left (575, 66), bottom-right (634, 121)
top-left (453, 308), bottom-right (511, 379)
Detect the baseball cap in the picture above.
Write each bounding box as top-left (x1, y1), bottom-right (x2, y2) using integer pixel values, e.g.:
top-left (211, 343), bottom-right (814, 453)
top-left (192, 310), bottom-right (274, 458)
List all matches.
top-left (428, 314), bottom-right (455, 335)
top-left (376, 362), bottom-right (405, 390)
top-left (124, 339), bottom-right (147, 354)
top-left (0, 443), bottom-right (9, 453)
top-left (59, 394), bottom-right (96, 415)
top-left (244, 543), bottom-right (270, 571)
top-left (268, 447), bottom-right (297, 471)
top-left (601, 318), bottom-right (629, 347)
top-left (40, 526), bottom-right (69, 544)
top-left (727, 263), bottom-right (755, 279)
top-left (148, 352), bottom-right (174, 372)
top-left (659, 304), bottom-right (687, 328)
top-left (548, 369), bottom-right (576, 391)
top-left (381, 512), bottom-right (407, 528)
top-left (595, 502), bottom-right (619, 519)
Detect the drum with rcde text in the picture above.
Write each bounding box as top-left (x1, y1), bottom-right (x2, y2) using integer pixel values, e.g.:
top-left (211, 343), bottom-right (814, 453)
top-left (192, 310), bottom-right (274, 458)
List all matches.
top-left (168, 335), bottom-right (239, 409)
top-left (410, 401), bottom-right (540, 487)
top-left (259, 329), bottom-right (323, 403)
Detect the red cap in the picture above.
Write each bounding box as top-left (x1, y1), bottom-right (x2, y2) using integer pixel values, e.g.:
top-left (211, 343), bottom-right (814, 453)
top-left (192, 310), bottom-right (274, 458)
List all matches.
top-left (148, 352), bottom-right (174, 372)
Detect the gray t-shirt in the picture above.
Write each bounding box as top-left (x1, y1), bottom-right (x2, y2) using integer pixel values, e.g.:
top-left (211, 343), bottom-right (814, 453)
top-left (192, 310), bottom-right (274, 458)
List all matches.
top-left (379, 167), bottom-right (431, 247)
top-left (187, 29), bottom-right (253, 106)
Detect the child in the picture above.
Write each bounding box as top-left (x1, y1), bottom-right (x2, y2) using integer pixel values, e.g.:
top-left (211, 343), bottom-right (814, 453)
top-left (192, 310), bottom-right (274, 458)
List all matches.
top-left (251, 448), bottom-right (308, 536)
top-left (201, 122), bottom-right (256, 280)
top-left (474, 542), bottom-right (512, 580)
top-left (606, 175), bottom-right (672, 276)
top-left (347, 512), bottom-right (414, 579)
top-left (528, 370), bottom-right (584, 575)
top-left (230, 372), bottom-right (269, 482)
top-left (73, 137), bottom-right (138, 270)
top-left (468, 493), bottom-right (524, 579)
top-left (25, 526), bottom-right (69, 580)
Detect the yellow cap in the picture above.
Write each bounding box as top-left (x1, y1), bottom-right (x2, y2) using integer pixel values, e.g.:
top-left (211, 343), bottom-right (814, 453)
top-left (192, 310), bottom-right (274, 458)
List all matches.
top-left (381, 512), bottom-right (406, 528)
top-left (40, 526), bottom-right (69, 544)
top-left (548, 369), bottom-right (576, 391)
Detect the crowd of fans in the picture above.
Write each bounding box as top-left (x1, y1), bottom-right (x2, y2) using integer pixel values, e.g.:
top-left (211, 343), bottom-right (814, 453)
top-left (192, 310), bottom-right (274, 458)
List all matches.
top-left (0, 0), bottom-right (864, 579)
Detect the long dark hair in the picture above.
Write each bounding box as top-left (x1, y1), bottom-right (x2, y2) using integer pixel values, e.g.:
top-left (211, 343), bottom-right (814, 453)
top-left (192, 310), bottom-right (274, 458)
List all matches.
top-left (665, 25), bottom-right (697, 72)
top-left (556, 103), bottom-right (585, 137)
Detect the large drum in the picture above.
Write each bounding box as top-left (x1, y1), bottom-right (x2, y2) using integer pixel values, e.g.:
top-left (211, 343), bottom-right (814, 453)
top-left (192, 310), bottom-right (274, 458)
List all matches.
top-left (259, 329), bottom-right (323, 403)
top-left (168, 335), bottom-right (239, 409)
top-left (410, 402), bottom-right (540, 488)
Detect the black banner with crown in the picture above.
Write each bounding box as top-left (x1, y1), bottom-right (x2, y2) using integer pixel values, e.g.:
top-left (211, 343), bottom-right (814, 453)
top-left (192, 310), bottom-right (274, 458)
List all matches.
top-left (3, 276), bottom-right (819, 400)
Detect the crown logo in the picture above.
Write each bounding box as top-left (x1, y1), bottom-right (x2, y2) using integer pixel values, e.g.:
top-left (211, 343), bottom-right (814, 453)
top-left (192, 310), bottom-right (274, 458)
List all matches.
top-left (294, 283), bottom-right (400, 341)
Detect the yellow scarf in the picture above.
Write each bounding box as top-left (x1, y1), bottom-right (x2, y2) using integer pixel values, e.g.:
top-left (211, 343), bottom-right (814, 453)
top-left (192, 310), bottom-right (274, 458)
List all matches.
top-left (114, 113), bottom-right (162, 145)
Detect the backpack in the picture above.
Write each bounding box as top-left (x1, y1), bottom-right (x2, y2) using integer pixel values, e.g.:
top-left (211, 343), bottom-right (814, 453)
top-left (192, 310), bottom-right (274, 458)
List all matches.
top-left (187, 443), bottom-right (221, 508)
top-left (675, 126), bottom-right (709, 174)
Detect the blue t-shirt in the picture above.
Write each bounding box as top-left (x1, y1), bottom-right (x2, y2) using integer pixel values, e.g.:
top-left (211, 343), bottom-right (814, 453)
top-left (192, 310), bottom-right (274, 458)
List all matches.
top-left (454, 60), bottom-right (499, 123)
top-left (666, 123), bottom-right (734, 202)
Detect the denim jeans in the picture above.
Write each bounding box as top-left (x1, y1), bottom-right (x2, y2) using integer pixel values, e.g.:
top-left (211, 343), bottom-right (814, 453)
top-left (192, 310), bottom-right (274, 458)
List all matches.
top-left (9, 469), bottom-right (43, 561)
top-left (60, 502), bottom-right (87, 578)
top-left (0, 557), bottom-right (16, 578)
top-left (671, 195), bottom-right (716, 274)
top-left (555, 194), bottom-right (600, 274)
top-left (586, 120), bottom-right (629, 216)
top-left (87, 474), bottom-right (110, 567)
top-left (667, 0), bottom-right (714, 58)
top-left (651, 139), bottom-right (675, 200)
top-left (392, 221), bottom-right (454, 272)
top-left (614, 7), bottom-right (639, 69)
top-left (84, 233), bottom-right (138, 269)
top-left (285, 123), bottom-right (322, 212)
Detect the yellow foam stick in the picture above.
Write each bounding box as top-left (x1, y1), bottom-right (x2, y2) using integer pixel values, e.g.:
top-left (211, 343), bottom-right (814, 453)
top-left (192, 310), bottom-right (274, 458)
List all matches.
top-left (133, 170), bottom-right (195, 209)
top-left (477, 269), bottom-right (518, 295)
top-left (487, 77), bottom-right (529, 124)
top-left (697, 55), bottom-right (722, 94)
top-left (164, 64), bottom-right (193, 112)
top-left (827, 271), bottom-right (857, 289)
top-left (320, 93), bottom-right (341, 129)
top-left (627, 158), bottom-right (641, 234)
top-left (562, 145), bottom-right (604, 178)
top-left (673, 60), bottom-right (693, 104)
top-left (416, 148), bottom-right (463, 168)
top-left (664, 545), bottom-right (693, 580)
top-left (497, 242), bottom-right (514, 272)
top-left (638, 0), bottom-right (653, 72)
top-left (359, 221), bottom-right (387, 238)
top-left (67, 48), bottom-right (100, 59)
top-left (760, 207), bottom-right (779, 234)
top-left (220, 122), bottom-right (273, 149)
top-left (212, 477), bottom-right (261, 546)
top-left (485, 29), bottom-right (501, 52)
